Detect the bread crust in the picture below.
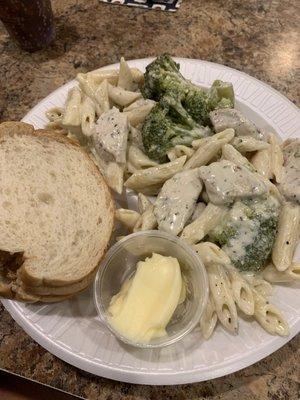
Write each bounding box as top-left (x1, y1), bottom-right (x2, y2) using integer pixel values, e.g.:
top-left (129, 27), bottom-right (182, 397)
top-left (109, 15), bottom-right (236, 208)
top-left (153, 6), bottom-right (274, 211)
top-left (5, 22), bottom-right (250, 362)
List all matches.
top-left (0, 121), bottom-right (115, 300)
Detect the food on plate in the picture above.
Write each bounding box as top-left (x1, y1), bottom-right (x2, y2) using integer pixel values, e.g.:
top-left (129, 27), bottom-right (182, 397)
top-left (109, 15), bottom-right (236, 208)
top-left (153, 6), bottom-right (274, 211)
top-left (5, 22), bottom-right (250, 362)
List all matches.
top-left (45, 55), bottom-right (299, 339)
top-left (209, 196), bottom-right (280, 272)
top-left (107, 253), bottom-right (184, 343)
top-left (154, 169), bottom-right (203, 235)
top-left (278, 139), bottom-right (300, 203)
top-left (0, 122), bottom-right (114, 302)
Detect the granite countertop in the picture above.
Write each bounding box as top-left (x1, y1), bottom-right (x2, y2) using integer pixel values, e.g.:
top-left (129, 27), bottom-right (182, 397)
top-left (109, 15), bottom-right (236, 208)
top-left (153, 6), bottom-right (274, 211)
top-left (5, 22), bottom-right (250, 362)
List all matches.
top-left (0, 0), bottom-right (299, 398)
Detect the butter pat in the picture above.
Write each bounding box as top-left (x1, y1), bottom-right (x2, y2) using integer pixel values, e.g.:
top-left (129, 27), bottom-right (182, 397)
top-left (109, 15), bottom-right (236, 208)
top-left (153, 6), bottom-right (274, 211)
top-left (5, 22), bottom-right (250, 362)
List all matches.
top-left (107, 253), bottom-right (183, 343)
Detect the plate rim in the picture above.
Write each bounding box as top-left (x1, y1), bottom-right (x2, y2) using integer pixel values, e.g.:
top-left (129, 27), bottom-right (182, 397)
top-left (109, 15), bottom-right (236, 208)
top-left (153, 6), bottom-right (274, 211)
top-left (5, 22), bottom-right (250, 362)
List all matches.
top-left (2, 57), bottom-right (300, 385)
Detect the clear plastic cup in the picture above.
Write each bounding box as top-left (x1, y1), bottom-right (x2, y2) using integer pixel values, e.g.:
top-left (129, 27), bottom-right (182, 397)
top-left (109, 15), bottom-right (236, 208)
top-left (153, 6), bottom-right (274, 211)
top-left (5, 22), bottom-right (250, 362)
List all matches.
top-left (94, 230), bottom-right (209, 348)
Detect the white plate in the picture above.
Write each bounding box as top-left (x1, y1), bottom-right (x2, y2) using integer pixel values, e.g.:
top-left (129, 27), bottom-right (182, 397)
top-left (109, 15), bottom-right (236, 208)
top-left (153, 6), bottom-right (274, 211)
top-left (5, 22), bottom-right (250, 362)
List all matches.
top-left (2, 58), bottom-right (300, 385)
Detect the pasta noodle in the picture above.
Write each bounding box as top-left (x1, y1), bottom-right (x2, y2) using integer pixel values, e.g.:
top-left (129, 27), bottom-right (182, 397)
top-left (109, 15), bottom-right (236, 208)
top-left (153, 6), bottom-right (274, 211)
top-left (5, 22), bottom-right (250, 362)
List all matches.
top-left (117, 57), bottom-right (137, 91)
top-left (251, 148), bottom-right (272, 179)
top-left (115, 209), bottom-right (141, 230)
top-left (133, 204), bottom-right (157, 232)
top-left (181, 203), bottom-right (227, 244)
top-left (184, 129), bottom-right (234, 169)
top-left (62, 87), bottom-right (82, 128)
top-left (272, 202), bottom-right (300, 271)
top-left (263, 262), bottom-right (300, 283)
top-left (123, 99), bottom-right (155, 126)
top-left (94, 79), bottom-right (110, 115)
top-left (224, 264), bottom-right (254, 316)
top-left (207, 263), bottom-right (238, 334)
top-left (231, 136), bottom-right (269, 153)
top-left (167, 145), bottom-right (195, 161)
top-left (193, 242), bottom-right (231, 266)
top-left (269, 133), bottom-right (283, 183)
top-left (222, 143), bottom-right (256, 171)
top-left (252, 288), bottom-right (289, 336)
top-left (46, 107), bottom-right (64, 124)
top-left (244, 275), bottom-right (273, 299)
top-left (81, 95), bottom-right (96, 137)
top-left (124, 156), bottom-right (186, 193)
top-left (127, 145), bottom-right (158, 171)
top-left (108, 83), bottom-right (141, 107)
top-left (137, 193), bottom-right (152, 214)
top-left (200, 293), bottom-right (218, 340)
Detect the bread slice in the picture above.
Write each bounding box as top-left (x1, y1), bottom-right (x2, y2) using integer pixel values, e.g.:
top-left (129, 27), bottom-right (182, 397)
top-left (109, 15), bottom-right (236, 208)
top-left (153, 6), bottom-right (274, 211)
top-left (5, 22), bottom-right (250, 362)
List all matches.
top-left (0, 122), bottom-right (114, 300)
top-left (20, 269), bottom-right (96, 296)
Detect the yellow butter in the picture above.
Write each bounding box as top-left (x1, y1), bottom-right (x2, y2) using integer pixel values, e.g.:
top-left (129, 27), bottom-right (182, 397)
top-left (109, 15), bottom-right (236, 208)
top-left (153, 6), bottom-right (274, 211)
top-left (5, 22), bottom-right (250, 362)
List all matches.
top-left (108, 253), bottom-right (183, 343)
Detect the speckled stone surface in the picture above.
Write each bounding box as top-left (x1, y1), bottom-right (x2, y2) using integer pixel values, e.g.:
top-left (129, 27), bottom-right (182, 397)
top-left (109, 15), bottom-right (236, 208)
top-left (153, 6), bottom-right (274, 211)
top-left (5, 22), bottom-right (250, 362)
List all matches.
top-left (0, 0), bottom-right (299, 398)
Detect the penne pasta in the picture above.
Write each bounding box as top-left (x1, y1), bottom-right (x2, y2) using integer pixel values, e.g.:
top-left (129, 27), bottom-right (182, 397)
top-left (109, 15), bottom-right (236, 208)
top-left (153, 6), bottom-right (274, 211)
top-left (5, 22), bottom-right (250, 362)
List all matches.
top-left (124, 156), bottom-right (186, 193)
top-left (193, 242), bottom-right (231, 266)
top-left (62, 87), bottom-right (82, 128)
top-left (200, 293), bottom-right (218, 340)
top-left (133, 204), bottom-right (157, 232)
top-left (108, 83), bottom-right (142, 107)
top-left (137, 193), bottom-right (152, 214)
top-left (81, 95), bottom-right (96, 137)
top-left (94, 79), bottom-right (110, 115)
top-left (263, 262), bottom-right (300, 283)
top-left (127, 145), bottom-right (158, 170)
top-left (181, 203), bottom-right (227, 245)
top-left (269, 133), bottom-right (284, 183)
top-left (190, 202), bottom-right (206, 222)
top-left (224, 264), bottom-right (255, 316)
top-left (231, 136), bottom-right (269, 153)
top-left (167, 145), bottom-right (195, 161)
top-left (184, 129), bottom-right (234, 170)
top-left (222, 143), bottom-right (256, 171)
top-left (123, 99), bottom-right (155, 126)
top-left (46, 107), bottom-right (64, 124)
top-left (207, 263), bottom-right (238, 334)
top-left (252, 288), bottom-right (289, 336)
top-left (117, 57), bottom-right (137, 91)
top-left (251, 148), bottom-right (272, 179)
top-left (272, 202), bottom-right (300, 271)
top-left (115, 209), bottom-right (141, 230)
top-left (86, 69), bottom-right (119, 85)
top-left (244, 275), bottom-right (274, 299)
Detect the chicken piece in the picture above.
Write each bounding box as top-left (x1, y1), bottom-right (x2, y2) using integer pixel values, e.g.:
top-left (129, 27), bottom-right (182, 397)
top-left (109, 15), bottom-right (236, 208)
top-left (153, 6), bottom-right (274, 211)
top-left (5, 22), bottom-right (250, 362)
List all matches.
top-left (93, 107), bottom-right (129, 164)
top-left (199, 160), bottom-right (267, 205)
top-left (154, 169), bottom-right (202, 235)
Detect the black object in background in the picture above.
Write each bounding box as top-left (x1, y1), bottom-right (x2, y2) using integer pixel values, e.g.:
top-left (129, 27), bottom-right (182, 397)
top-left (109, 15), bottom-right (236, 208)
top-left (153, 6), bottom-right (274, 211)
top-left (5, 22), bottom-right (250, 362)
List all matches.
top-left (0, 0), bottom-right (55, 52)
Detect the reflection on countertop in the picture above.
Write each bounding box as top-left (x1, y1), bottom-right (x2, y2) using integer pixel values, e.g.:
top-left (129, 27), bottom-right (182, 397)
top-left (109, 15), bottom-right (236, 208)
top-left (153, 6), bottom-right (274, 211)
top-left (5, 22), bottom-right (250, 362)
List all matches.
top-left (0, 0), bottom-right (299, 399)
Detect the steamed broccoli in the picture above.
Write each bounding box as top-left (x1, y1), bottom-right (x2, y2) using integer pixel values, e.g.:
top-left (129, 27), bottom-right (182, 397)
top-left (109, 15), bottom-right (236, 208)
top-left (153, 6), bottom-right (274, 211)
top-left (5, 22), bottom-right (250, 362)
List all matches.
top-left (142, 55), bottom-right (235, 128)
top-left (209, 196), bottom-right (280, 272)
top-left (142, 104), bottom-right (210, 162)
top-left (207, 80), bottom-right (235, 110)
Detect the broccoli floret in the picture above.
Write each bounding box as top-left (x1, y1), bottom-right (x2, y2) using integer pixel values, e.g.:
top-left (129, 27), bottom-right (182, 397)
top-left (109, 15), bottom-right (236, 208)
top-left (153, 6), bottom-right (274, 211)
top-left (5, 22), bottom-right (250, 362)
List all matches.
top-left (210, 197), bottom-right (280, 272)
top-left (142, 104), bottom-right (209, 162)
top-left (207, 80), bottom-right (235, 111)
top-left (183, 88), bottom-right (210, 126)
top-left (142, 55), bottom-right (209, 126)
top-left (142, 55), bottom-right (186, 101)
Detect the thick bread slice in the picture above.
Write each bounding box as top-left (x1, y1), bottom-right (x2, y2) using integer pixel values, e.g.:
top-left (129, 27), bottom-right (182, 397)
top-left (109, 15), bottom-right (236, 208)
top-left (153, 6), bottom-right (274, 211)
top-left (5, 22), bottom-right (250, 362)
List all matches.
top-left (0, 121), bottom-right (114, 294)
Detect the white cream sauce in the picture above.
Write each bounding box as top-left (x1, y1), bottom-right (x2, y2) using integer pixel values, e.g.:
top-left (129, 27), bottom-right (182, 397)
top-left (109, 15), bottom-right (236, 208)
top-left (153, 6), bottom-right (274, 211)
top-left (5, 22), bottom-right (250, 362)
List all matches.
top-left (154, 169), bottom-right (202, 235)
top-left (199, 160), bottom-right (267, 205)
top-left (278, 139), bottom-right (300, 204)
top-left (93, 107), bottom-right (129, 164)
